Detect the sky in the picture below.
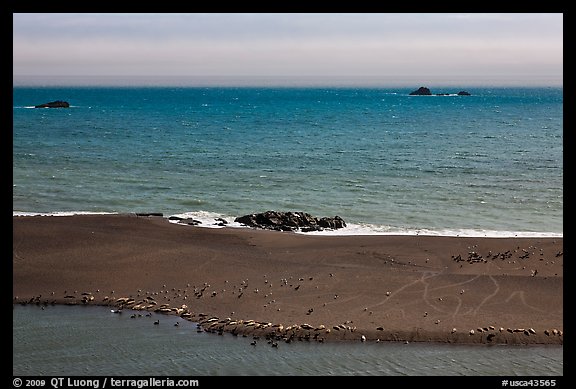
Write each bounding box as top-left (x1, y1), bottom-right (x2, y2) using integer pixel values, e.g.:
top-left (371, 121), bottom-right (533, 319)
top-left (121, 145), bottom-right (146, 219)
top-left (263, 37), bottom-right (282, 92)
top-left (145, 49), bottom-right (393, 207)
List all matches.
top-left (13, 13), bottom-right (563, 86)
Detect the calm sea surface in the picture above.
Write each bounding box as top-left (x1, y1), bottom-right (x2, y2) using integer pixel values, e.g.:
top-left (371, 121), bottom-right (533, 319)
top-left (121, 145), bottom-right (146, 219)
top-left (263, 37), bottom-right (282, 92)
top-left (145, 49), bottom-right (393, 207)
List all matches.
top-left (13, 305), bottom-right (563, 376)
top-left (13, 87), bottom-right (562, 236)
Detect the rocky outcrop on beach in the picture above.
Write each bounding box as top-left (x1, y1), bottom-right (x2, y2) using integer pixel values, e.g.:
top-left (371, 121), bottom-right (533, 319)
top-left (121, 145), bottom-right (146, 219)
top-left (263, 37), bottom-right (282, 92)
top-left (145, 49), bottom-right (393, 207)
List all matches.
top-left (457, 91), bottom-right (471, 96)
top-left (34, 100), bottom-right (70, 108)
top-left (235, 211), bottom-right (346, 232)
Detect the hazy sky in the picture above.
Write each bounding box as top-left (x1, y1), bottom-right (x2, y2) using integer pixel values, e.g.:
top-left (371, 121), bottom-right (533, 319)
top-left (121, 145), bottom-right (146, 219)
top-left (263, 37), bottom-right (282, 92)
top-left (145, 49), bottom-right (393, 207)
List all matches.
top-left (13, 13), bottom-right (563, 86)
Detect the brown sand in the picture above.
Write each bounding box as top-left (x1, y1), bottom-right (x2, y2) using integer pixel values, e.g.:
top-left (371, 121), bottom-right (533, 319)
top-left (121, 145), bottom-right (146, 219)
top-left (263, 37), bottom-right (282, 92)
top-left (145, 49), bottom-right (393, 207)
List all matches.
top-left (13, 214), bottom-right (563, 344)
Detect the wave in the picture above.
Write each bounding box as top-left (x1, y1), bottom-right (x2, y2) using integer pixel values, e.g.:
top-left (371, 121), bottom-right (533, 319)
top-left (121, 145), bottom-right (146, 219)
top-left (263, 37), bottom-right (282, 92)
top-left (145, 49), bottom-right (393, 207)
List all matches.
top-left (167, 210), bottom-right (244, 229)
top-left (13, 105), bottom-right (80, 109)
top-left (13, 210), bottom-right (563, 238)
top-left (297, 223), bottom-right (563, 238)
top-left (13, 211), bottom-right (119, 217)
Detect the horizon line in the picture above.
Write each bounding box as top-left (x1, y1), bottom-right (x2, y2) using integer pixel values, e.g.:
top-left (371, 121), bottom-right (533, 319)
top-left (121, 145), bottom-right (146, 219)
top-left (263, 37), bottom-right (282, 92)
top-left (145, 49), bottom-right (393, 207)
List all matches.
top-left (13, 74), bottom-right (563, 88)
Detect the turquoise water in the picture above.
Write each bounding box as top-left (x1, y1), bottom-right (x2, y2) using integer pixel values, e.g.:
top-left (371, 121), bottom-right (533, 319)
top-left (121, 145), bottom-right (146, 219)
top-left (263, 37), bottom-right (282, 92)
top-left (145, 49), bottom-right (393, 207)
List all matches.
top-left (13, 87), bottom-right (562, 236)
top-left (13, 305), bottom-right (563, 376)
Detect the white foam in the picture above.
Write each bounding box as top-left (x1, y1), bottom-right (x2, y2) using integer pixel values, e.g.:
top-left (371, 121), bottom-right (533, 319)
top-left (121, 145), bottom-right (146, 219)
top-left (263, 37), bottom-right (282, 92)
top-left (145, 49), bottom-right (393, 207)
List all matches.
top-left (13, 211), bottom-right (118, 217)
top-left (168, 211), bottom-right (244, 229)
top-left (295, 222), bottom-right (563, 238)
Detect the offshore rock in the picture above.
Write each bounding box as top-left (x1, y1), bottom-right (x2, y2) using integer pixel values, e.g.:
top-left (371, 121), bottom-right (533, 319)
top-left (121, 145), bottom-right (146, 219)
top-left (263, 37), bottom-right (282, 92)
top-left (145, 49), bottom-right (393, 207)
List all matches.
top-left (34, 100), bottom-right (70, 108)
top-left (409, 87), bottom-right (432, 96)
top-left (235, 211), bottom-right (346, 232)
top-left (408, 87), bottom-right (471, 96)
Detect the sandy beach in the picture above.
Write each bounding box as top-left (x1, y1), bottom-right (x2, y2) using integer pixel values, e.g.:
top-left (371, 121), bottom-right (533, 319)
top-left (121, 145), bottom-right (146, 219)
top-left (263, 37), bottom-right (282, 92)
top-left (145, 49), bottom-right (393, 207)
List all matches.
top-left (13, 214), bottom-right (563, 345)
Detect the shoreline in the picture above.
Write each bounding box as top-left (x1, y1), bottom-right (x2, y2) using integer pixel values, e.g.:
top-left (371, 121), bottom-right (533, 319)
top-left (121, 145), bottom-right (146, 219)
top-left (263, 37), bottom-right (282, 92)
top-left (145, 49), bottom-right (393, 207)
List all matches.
top-left (13, 214), bottom-right (563, 345)
top-left (12, 211), bottom-right (563, 239)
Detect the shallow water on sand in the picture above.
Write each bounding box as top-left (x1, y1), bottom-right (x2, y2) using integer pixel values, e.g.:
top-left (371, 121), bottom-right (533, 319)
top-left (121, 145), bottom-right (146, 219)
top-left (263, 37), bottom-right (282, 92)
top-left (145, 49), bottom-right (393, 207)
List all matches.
top-left (13, 305), bottom-right (562, 376)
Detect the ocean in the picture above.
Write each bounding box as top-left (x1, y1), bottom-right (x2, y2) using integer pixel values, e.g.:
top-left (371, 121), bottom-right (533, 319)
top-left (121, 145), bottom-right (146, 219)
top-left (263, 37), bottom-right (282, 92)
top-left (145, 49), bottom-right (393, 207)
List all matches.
top-left (13, 305), bottom-right (563, 376)
top-left (13, 85), bottom-right (563, 376)
top-left (13, 86), bottom-right (562, 236)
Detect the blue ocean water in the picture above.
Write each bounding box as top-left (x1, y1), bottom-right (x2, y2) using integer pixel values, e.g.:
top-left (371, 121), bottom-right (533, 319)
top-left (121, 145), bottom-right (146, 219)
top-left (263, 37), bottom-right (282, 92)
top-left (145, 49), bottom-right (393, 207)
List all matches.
top-left (13, 87), bottom-right (563, 236)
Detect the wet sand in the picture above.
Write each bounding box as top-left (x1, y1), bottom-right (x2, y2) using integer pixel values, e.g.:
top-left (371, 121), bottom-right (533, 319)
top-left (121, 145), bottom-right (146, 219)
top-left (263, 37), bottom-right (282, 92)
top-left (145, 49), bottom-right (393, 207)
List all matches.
top-left (13, 214), bottom-right (563, 344)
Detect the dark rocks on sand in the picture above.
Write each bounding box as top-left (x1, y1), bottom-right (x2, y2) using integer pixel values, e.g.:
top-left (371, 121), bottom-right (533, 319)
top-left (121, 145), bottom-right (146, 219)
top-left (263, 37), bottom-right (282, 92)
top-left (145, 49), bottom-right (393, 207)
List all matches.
top-left (180, 219), bottom-right (203, 226)
top-left (409, 87), bottom-right (432, 96)
top-left (234, 211), bottom-right (346, 232)
top-left (457, 91), bottom-right (471, 96)
top-left (34, 100), bottom-right (70, 108)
